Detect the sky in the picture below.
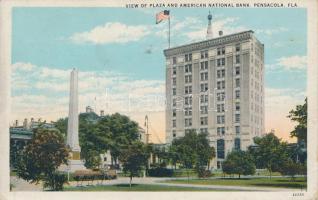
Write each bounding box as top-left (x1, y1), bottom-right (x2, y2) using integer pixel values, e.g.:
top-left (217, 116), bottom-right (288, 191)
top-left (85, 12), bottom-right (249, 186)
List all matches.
top-left (11, 7), bottom-right (307, 143)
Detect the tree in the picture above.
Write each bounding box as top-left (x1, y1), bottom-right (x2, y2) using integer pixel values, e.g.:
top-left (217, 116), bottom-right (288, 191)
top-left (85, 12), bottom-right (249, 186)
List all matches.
top-left (196, 132), bottom-right (216, 171)
top-left (118, 141), bottom-right (149, 187)
top-left (288, 98), bottom-right (307, 144)
top-left (96, 113), bottom-right (140, 166)
top-left (278, 159), bottom-right (304, 181)
top-left (169, 130), bottom-right (216, 180)
top-left (222, 150), bottom-right (255, 178)
top-left (16, 128), bottom-right (69, 191)
top-left (248, 132), bottom-right (289, 179)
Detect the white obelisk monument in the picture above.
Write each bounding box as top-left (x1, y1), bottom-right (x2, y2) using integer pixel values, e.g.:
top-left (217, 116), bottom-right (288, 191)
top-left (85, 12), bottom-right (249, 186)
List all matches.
top-left (66, 68), bottom-right (85, 171)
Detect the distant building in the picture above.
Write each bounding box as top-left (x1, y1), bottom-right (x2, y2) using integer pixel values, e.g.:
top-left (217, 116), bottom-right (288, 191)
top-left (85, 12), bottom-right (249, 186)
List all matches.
top-left (164, 13), bottom-right (265, 168)
top-left (10, 118), bottom-right (55, 168)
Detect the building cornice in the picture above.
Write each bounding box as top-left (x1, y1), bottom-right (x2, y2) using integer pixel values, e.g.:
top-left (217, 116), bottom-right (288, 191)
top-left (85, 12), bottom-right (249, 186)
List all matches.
top-left (164, 30), bottom-right (254, 57)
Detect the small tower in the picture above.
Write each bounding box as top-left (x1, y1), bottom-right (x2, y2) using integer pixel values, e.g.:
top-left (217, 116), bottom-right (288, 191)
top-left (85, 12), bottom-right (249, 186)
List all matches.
top-left (206, 11), bottom-right (213, 39)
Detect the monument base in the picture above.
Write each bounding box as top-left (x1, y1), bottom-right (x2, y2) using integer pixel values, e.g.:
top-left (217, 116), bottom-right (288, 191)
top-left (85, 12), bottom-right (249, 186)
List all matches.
top-left (59, 159), bottom-right (86, 173)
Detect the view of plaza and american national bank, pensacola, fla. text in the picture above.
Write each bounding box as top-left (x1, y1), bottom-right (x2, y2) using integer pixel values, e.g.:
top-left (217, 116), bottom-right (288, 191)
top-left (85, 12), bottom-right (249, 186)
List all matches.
top-left (5, 4), bottom-right (311, 194)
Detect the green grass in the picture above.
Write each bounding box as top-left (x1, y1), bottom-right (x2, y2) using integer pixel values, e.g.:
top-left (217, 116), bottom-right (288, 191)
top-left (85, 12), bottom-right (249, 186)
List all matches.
top-left (64, 184), bottom-right (231, 191)
top-left (163, 177), bottom-right (307, 189)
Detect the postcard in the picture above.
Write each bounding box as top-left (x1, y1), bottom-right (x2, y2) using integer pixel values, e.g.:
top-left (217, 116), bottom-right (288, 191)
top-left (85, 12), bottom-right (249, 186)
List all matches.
top-left (0, 0), bottom-right (317, 199)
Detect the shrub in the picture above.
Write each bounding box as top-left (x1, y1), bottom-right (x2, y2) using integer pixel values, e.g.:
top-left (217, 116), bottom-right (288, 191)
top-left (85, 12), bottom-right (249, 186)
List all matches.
top-left (197, 167), bottom-right (212, 178)
top-left (148, 167), bottom-right (174, 177)
top-left (43, 172), bottom-right (68, 191)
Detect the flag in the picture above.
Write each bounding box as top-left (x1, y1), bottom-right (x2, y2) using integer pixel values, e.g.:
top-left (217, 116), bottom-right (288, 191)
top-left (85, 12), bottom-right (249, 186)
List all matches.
top-left (156, 10), bottom-right (170, 24)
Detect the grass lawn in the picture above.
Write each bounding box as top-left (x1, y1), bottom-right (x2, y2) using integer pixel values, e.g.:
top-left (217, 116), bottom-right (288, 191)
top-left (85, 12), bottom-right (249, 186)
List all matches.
top-left (163, 177), bottom-right (307, 189)
top-left (64, 184), bottom-right (231, 191)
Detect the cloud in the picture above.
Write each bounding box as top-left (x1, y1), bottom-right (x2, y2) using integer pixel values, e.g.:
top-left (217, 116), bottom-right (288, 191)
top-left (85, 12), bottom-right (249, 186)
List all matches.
top-left (70, 22), bottom-right (151, 45)
top-left (255, 27), bottom-right (288, 36)
top-left (11, 62), bottom-right (166, 140)
top-left (277, 55), bottom-right (307, 70)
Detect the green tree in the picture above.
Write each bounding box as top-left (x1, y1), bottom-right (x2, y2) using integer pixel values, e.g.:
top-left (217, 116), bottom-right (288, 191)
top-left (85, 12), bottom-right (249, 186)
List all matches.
top-left (196, 132), bottom-right (216, 171)
top-left (96, 113), bottom-right (140, 166)
top-left (248, 132), bottom-right (289, 179)
top-left (288, 98), bottom-right (307, 144)
top-left (16, 128), bottom-right (69, 191)
top-left (278, 159), bottom-right (304, 181)
top-left (118, 141), bottom-right (149, 187)
top-left (222, 150), bottom-right (255, 178)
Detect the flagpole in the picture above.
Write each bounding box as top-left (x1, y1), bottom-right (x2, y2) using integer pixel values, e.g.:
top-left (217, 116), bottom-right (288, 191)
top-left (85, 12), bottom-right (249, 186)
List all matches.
top-left (168, 15), bottom-right (170, 48)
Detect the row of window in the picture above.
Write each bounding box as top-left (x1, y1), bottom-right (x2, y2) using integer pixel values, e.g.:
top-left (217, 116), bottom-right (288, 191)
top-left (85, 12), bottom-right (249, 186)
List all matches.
top-left (173, 79), bottom-right (240, 95)
top-left (172, 61), bottom-right (241, 76)
top-left (217, 126), bottom-right (242, 135)
top-left (171, 127), bottom-right (241, 140)
top-left (171, 44), bottom-right (241, 65)
top-left (173, 113), bottom-right (240, 127)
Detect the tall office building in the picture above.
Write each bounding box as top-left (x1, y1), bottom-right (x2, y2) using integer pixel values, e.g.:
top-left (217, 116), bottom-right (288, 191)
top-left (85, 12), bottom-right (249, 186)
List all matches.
top-left (164, 14), bottom-right (264, 168)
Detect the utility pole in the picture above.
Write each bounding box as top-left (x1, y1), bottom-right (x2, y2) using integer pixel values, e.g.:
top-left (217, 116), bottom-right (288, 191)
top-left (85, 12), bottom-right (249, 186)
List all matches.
top-left (145, 115), bottom-right (149, 144)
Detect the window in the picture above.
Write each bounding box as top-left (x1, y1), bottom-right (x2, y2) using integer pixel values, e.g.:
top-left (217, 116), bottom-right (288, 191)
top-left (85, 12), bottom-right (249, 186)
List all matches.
top-left (217, 92), bottom-right (225, 101)
top-left (185, 53), bottom-right (192, 62)
top-left (172, 109), bottom-right (176, 117)
top-left (172, 130), bottom-right (176, 137)
top-left (172, 57), bottom-right (177, 64)
top-left (217, 104), bottom-right (225, 113)
top-left (217, 47), bottom-right (225, 55)
top-left (234, 138), bottom-right (241, 150)
top-left (200, 105), bottom-right (208, 114)
top-left (236, 44), bottom-right (240, 52)
top-left (172, 120), bottom-right (176, 127)
top-left (185, 107), bottom-right (192, 116)
top-left (235, 126), bottom-right (240, 135)
top-left (217, 69), bottom-right (225, 78)
top-left (235, 78), bottom-right (240, 88)
top-left (185, 75), bottom-right (192, 83)
top-left (173, 77), bottom-right (176, 85)
top-left (200, 72), bottom-right (208, 81)
top-left (235, 102), bottom-right (240, 111)
top-left (200, 94), bottom-right (208, 103)
top-left (200, 117), bottom-right (208, 125)
top-left (173, 98), bottom-right (176, 107)
top-left (172, 88), bottom-right (176, 96)
top-left (217, 115), bottom-right (225, 124)
top-left (185, 118), bottom-right (192, 127)
top-left (173, 67), bottom-right (176, 75)
top-left (185, 86), bottom-right (192, 94)
top-left (200, 83), bottom-right (208, 92)
top-left (235, 66), bottom-right (240, 75)
top-left (185, 96), bottom-right (192, 105)
top-left (235, 114), bottom-right (240, 123)
top-left (217, 139), bottom-right (225, 159)
top-left (184, 64), bottom-right (192, 73)
top-left (235, 90), bottom-right (240, 99)
top-left (217, 127), bottom-right (225, 135)
top-left (217, 81), bottom-right (225, 89)
top-left (217, 58), bottom-right (225, 67)
top-left (201, 50), bottom-right (208, 59)
top-left (236, 55), bottom-right (240, 64)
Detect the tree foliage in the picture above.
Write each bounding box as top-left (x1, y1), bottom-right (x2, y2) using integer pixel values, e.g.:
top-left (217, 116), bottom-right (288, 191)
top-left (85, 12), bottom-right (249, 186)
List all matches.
top-left (118, 141), bottom-right (149, 187)
top-left (16, 128), bottom-right (69, 190)
top-left (55, 112), bottom-right (140, 169)
top-left (248, 132), bottom-right (289, 178)
top-left (288, 98), bottom-right (307, 144)
top-left (169, 130), bottom-right (216, 179)
top-left (222, 150), bottom-right (255, 178)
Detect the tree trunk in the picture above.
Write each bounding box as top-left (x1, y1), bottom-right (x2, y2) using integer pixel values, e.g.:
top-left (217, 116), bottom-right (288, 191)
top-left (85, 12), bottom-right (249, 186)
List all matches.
top-left (129, 175), bottom-right (132, 188)
top-left (239, 174), bottom-right (240, 179)
top-left (187, 167), bottom-right (190, 183)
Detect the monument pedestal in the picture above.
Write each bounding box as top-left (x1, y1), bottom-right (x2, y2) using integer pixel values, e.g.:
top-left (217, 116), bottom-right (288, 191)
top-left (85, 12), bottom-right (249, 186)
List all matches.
top-left (59, 151), bottom-right (86, 172)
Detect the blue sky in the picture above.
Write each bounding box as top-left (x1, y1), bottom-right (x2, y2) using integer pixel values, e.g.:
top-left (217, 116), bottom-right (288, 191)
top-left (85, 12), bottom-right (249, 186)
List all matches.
top-left (11, 7), bottom-right (307, 142)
